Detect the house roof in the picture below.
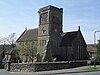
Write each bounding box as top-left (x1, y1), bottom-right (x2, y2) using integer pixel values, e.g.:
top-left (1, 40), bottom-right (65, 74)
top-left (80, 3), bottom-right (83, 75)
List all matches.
top-left (5, 47), bottom-right (17, 55)
top-left (61, 31), bottom-right (78, 46)
top-left (87, 44), bottom-right (97, 53)
top-left (0, 45), bottom-right (14, 60)
top-left (0, 45), bottom-right (12, 52)
top-left (0, 45), bottom-right (3, 52)
top-left (61, 26), bottom-right (87, 47)
top-left (87, 47), bottom-right (97, 53)
top-left (17, 28), bottom-right (38, 42)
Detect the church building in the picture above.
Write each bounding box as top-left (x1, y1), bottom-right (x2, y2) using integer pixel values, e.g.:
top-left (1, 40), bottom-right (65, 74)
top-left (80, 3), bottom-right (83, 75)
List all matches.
top-left (17, 5), bottom-right (89, 62)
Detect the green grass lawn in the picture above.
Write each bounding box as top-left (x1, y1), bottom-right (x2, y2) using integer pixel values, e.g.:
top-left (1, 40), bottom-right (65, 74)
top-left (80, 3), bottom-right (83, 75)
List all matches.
top-left (82, 67), bottom-right (100, 71)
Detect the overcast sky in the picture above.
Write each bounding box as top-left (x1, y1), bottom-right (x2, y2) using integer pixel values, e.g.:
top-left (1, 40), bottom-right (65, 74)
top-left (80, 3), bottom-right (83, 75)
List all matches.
top-left (0, 0), bottom-right (100, 44)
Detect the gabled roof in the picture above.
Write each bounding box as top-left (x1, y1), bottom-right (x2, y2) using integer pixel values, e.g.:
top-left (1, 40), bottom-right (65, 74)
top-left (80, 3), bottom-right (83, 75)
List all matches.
top-left (0, 45), bottom-right (14, 60)
top-left (5, 47), bottom-right (17, 55)
top-left (87, 44), bottom-right (97, 53)
top-left (0, 45), bottom-right (13, 52)
top-left (17, 28), bottom-right (38, 42)
top-left (61, 26), bottom-right (87, 46)
top-left (87, 47), bottom-right (96, 53)
top-left (61, 31), bottom-right (78, 46)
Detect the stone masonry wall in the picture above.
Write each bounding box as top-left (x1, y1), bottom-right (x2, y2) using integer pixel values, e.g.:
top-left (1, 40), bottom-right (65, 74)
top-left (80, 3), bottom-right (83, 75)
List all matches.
top-left (10, 61), bottom-right (87, 72)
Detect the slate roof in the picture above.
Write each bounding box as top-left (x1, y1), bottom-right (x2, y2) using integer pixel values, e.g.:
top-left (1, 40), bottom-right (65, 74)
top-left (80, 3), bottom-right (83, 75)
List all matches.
top-left (61, 31), bottom-right (78, 46)
top-left (17, 28), bottom-right (38, 42)
top-left (0, 45), bottom-right (12, 52)
top-left (0, 45), bottom-right (3, 53)
top-left (87, 47), bottom-right (96, 53)
top-left (87, 44), bottom-right (97, 53)
top-left (5, 47), bottom-right (17, 55)
top-left (0, 45), bottom-right (14, 61)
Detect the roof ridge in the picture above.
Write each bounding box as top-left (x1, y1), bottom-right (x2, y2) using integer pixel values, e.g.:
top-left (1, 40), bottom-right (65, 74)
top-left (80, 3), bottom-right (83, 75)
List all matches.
top-left (62, 31), bottom-right (78, 36)
top-left (63, 30), bottom-right (78, 33)
top-left (27, 28), bottom-right (38, 31)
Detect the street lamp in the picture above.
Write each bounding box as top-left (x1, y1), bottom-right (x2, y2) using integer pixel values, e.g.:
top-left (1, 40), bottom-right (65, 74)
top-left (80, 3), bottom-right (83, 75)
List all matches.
top-left (94, 30), bottom-right (100, 67)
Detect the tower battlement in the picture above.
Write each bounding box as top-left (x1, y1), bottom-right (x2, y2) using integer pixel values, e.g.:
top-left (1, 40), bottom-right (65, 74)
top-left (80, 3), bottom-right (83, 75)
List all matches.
top-left (38, 5), bottom-right (63, 13)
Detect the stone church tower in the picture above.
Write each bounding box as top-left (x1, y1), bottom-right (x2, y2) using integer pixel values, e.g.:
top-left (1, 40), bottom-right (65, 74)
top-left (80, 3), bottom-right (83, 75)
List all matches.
top-left (37, 5), bottom-right (63, 61)
top-left (16, 5), bottom-right (88, 62)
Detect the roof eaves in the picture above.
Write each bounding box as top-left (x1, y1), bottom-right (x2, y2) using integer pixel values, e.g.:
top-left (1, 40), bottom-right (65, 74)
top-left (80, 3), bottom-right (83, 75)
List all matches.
top-left (16, 29), bottom-right (27, 42)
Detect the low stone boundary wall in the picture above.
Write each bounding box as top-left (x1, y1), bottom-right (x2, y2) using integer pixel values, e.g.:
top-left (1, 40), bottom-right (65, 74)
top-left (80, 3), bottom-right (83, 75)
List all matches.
top-left (10, 61), bottom-right (87, 72)
top-left (10, 62), bottom-right (69, 72)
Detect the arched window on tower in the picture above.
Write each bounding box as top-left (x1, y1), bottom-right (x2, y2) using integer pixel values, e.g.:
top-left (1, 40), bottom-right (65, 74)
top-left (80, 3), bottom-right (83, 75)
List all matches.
top-left (40, 12), bottom-right (48, 24)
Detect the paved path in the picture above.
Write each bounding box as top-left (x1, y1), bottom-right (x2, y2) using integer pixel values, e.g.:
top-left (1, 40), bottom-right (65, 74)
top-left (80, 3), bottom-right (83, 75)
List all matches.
top-left (57, 71), bottom-right (100, 75)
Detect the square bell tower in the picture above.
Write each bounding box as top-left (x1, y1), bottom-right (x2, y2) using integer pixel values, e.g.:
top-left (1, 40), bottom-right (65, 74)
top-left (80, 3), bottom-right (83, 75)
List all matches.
top-left (37, 5), bottom-right (63, 58)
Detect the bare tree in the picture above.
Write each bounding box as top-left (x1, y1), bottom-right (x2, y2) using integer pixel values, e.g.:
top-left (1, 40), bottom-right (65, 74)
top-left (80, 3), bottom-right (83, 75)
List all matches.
top-left (0, 33), bottom-right (16, 45)
top-left (7, 33), bottom-right (16, 48)
top-left (0, 37), bottom-right (8, 44)
top-left (7, 33), bottom-right (16, 45)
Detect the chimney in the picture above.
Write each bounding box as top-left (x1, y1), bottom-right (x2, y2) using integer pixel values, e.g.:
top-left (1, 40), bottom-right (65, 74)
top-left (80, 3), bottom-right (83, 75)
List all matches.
top-left (78, 26), bottom-right (80, 31)
top-left (25, 27), bottom-right (27, 31)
